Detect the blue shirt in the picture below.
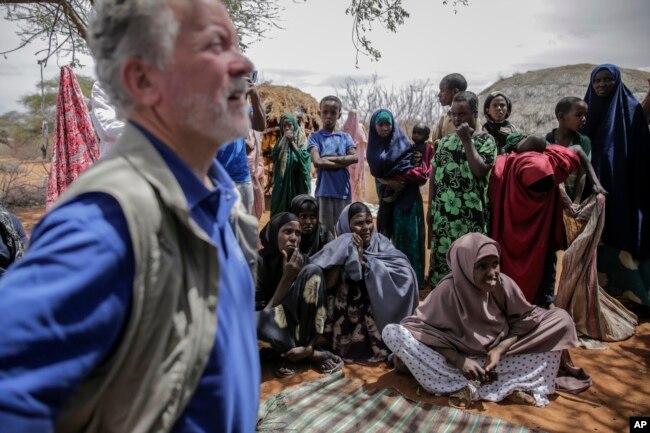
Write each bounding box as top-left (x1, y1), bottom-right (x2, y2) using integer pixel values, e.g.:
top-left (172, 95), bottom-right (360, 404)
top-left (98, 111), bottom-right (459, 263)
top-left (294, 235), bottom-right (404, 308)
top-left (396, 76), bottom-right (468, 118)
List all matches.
top-left (216, 138), bottom-right (251, 183)
top-left (308, 130), bottom-right (355, 199)
top-left (0, 124), bottom-right (260, 433)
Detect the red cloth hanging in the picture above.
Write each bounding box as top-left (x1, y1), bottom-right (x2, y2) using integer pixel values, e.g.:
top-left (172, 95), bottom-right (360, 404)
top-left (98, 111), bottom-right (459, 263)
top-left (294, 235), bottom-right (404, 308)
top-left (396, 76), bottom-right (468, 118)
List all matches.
top-left (46, 66), bottom-right (99, 209)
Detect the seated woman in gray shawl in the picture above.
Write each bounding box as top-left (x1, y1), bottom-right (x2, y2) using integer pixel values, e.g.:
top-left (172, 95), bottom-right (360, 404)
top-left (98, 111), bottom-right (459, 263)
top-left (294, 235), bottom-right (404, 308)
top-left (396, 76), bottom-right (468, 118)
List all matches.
top-left (382, 232), bottom-right (590, 409)
top-left (310, 202), bottom-right (419, 363)
top-left (256, 212), bottom-right (343, 377)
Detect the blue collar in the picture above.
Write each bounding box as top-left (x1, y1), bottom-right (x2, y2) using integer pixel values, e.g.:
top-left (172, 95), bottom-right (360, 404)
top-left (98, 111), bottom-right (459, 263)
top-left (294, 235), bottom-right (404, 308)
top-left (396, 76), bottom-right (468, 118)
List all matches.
top-left (129, 121), bottom-right (236, 220)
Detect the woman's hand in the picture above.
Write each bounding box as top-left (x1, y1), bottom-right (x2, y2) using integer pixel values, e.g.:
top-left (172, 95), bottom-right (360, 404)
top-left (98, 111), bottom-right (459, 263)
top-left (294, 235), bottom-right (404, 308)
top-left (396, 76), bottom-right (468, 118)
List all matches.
top-left (458, 356), bottom-right (488, 382)
top-left (351, 233), bottom-right (367, 268)
top-left (282, 345), bottom-right (314, 362)
top-left (456, 122), bottom-right (474, 143)
top-left (484, 347), bottom-right (505, 372)
top-left (282, 248), bottom-right (304, 282)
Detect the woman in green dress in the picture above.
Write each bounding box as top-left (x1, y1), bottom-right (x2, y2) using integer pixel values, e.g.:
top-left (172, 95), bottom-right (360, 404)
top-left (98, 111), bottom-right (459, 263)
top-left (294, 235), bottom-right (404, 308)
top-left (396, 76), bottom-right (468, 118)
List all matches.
top-left (367, 109), bottom-right (432, 288)
top-left (270, 114), bottom-right (312, 215)
top-left (428, 91), bottom-right (497, 286)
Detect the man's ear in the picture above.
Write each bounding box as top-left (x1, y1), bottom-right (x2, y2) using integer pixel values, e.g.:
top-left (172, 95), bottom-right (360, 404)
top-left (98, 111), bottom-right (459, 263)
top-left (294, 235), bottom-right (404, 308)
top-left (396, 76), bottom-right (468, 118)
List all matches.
top-left (556, 112), bottom-right (565, 121)
top-left (120, 58), bottom-right (161, 107)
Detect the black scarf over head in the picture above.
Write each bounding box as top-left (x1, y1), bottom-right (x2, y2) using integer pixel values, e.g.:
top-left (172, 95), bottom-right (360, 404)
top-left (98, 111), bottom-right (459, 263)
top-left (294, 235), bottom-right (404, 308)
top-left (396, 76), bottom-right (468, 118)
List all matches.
top-left (257, 212), bottom-right (299, 308)
top-left (482, 92), bottom-right (516, 151)
top-left (290, 194), bottom-right (332, 256)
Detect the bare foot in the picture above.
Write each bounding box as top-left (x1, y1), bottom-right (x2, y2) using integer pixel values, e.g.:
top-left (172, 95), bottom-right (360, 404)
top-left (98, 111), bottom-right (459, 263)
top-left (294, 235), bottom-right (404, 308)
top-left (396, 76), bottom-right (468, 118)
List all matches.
top-left (506, 390), bottom-right (536, 406)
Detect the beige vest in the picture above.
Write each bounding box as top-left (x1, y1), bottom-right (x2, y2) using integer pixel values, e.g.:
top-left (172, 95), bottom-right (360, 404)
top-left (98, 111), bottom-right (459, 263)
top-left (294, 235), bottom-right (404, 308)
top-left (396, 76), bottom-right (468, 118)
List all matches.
top-left (53, 124), bottom-right (258, 433)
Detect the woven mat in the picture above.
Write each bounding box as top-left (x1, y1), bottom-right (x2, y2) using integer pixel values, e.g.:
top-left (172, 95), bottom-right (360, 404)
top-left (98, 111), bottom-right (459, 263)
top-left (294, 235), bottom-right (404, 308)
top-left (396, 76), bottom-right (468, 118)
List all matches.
top-left (257, 372), bottom-right (544, 433)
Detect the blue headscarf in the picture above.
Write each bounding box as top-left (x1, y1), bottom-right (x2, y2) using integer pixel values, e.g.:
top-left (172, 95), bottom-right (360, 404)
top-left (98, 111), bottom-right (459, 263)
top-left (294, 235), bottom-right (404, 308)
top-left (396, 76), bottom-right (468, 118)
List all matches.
top-left (366, 109), bottom-right (414, 178)
top-left (583, 64), bottom-right (650, 259)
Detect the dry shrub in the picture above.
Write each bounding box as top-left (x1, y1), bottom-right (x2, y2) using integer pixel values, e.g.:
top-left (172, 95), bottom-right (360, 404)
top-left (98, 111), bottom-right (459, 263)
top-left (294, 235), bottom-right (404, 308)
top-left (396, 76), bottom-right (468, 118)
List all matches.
top-left (0, 161), bottom-right (46, 207)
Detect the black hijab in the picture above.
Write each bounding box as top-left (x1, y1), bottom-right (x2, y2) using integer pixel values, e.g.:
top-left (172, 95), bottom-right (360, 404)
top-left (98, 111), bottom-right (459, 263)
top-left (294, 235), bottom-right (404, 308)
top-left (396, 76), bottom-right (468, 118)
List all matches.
top-left (290, 194), bottom-right (333, 256)
top-left (257, 212), bottom-right (299, 308)
top-left (482, 92), bottom-right (517, 151)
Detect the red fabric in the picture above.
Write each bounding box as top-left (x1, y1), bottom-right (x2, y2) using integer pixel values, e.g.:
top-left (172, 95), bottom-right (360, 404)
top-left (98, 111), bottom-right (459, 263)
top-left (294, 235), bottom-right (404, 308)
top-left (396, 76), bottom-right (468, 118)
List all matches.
top-left (489, 145), bottom-right (580, 301)
top-left (46, 66), bottom-right (99, 209)
top-left (393, 142), bottom-right (433, 185)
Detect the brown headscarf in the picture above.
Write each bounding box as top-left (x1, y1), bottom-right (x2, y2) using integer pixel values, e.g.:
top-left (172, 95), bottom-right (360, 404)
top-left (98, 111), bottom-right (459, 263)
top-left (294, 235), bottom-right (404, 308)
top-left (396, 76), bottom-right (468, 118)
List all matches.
top-left (401, 232), bottom-right (578, 357)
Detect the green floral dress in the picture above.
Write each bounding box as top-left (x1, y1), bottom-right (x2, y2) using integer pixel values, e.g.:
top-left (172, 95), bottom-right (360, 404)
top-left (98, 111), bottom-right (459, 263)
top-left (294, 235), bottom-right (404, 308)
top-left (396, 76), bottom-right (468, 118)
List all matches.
top-left (428, 132), bottom-right (496, 285)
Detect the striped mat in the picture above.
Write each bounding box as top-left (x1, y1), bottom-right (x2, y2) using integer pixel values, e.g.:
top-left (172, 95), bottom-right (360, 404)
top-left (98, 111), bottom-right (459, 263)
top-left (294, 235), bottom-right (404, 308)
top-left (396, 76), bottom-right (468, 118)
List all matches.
top-left (257, 372), bottom-right (544, 433)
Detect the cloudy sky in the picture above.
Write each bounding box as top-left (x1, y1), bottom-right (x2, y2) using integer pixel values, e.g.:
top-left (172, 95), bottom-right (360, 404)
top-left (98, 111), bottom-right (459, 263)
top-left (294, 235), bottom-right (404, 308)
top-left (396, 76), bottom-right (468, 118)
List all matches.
top-left (1, 0), bottom-right (649, 113)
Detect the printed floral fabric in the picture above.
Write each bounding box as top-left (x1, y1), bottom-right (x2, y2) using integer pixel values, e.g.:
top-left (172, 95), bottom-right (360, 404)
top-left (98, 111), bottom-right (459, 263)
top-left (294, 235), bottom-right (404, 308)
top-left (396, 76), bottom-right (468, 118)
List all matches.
top-left (256, 264), bottom-right (326, 353)
top-left (46, 66), bottom-right (99, 209)
top-left (428, 132), bottom-right (496, 285)
top-left (324, 278), bottom-right (389, 363)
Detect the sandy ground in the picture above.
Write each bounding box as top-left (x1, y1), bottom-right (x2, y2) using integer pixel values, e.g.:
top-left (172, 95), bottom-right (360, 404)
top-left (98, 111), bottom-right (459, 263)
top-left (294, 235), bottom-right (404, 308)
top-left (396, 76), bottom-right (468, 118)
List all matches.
top-left (12, 163), bottom-right (650, 433)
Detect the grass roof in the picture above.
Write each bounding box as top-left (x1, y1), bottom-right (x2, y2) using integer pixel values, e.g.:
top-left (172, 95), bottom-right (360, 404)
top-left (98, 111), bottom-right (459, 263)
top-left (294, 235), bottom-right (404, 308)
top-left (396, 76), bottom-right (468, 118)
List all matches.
top-left (257, 83), bottom-right (320, 125)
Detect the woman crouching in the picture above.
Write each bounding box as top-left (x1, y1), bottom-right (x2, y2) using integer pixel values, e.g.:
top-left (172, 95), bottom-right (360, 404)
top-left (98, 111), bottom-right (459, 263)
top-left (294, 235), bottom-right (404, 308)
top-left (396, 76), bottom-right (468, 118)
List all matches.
top-left (383, 232), bottom-right (587, 408)
top-left (256, 212), bottom-right (343, 377)
top-left (310, 202), bottom-right (419, 363)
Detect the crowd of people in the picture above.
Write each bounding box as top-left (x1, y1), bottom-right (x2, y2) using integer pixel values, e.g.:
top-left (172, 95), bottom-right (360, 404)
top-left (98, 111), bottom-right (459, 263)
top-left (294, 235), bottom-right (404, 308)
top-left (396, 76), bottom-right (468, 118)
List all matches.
top-left (0, 0), bottom-right (648, 431)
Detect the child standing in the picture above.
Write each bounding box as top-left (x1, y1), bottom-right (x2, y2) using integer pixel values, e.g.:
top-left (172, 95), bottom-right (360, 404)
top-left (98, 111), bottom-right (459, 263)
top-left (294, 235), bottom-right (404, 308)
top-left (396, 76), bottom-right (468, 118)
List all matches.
top-left (428, 91), bottom-right (497, 287)
top-left (308, 96), bottom-right (358, 237)
top-left (430, 73), bottom-right (467, 148)
top-left (544, 97), bottom-right (591, 202)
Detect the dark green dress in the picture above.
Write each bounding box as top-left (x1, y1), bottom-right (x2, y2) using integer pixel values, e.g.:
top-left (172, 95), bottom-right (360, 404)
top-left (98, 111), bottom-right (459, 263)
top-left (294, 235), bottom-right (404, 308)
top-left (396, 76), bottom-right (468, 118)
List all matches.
top-left (428, 132), bottom-right (496, 285)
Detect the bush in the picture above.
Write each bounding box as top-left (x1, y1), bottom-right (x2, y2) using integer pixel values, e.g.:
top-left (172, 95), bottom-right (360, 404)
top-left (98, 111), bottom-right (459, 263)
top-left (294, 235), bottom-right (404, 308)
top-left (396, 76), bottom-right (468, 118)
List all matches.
top-left (0, 162), bottom-right (46, 207)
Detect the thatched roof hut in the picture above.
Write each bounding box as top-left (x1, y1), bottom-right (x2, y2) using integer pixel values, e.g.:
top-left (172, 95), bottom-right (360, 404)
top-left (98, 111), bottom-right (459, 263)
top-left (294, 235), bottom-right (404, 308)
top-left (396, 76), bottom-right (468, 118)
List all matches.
top-left (479, 63), bottom-right (650, 134)
top-left (257, 83), bottom-right (320, 126)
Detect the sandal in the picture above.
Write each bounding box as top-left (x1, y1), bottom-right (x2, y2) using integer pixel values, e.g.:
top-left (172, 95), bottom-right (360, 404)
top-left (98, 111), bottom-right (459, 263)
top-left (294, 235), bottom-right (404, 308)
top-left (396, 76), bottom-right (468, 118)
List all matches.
top-left (311, 350), bottom-right (344, 374)
top-left (273, 359), bottom-right (297, 378)
top-left (506, 390), bottom-right (536, 406)
top-left (449, 386), bottom-right (475, 409)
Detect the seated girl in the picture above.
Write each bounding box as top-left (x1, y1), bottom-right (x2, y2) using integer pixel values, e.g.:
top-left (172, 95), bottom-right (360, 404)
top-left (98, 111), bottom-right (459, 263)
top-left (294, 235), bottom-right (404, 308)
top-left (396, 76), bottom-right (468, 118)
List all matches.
top-left (290, 194), bottom-right (334, 256)
top-left (310, 202), bottom-right (419, 363)
top-left (383, 232), bottom-right (589, 409)
top-left (256, 212), bottom-right (343, 377)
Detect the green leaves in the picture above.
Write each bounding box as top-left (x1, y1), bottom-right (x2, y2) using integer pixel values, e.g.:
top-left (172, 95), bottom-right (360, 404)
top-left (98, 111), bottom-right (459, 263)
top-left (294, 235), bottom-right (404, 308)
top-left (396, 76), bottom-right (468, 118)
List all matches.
top-left (345, 0), bottom-right (409, 64)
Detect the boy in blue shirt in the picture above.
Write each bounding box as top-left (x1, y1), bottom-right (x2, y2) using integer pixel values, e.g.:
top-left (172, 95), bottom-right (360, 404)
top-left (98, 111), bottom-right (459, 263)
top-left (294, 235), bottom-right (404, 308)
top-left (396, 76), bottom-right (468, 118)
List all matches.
top-left (308, 96), bottom-right (358, 236)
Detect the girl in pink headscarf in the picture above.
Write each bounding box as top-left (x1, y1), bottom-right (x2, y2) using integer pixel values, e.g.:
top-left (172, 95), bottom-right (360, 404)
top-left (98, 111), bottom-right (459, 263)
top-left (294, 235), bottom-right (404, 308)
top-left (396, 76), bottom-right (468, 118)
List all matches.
top-left (382, 232), bottom-right (590, 409)
top-left (341, 110), bottom-right (367, 202)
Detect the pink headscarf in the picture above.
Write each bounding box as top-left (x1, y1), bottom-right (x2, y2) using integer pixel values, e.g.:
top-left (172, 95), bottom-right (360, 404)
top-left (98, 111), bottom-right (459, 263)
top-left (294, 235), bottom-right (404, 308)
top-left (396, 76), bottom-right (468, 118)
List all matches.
top-left (342, 109), bottom-right (366, 145)
top-left (401, 232), bottom-right (578, 357)
top-left (342, 109), bottom-right (367, 202)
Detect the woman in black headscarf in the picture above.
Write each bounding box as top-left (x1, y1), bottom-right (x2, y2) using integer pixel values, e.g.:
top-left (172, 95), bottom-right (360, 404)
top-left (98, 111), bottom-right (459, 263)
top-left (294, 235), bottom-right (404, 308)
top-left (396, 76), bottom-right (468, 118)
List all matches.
top-left (256, 212), bottom-right (343, 377)
top-left (482, 92), bottom-right (518, 153)
top-left (290, 194), bottom-right (334, 256)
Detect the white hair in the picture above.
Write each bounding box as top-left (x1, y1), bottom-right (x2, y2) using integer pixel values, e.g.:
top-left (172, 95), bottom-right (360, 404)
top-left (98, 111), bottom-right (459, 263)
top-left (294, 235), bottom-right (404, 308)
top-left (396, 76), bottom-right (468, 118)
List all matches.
top-left (88, 0), bottom-right (180, 115)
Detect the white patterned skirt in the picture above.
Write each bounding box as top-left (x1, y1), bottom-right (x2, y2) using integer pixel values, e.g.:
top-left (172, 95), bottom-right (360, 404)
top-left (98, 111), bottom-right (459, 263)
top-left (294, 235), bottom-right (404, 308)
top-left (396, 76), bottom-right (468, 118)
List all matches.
top-left (382, 324), bottom-right (561, 407)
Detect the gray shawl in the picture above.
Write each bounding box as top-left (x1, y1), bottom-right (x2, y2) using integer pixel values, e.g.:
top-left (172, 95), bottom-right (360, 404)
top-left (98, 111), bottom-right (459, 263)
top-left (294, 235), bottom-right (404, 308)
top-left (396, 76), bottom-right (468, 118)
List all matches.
top-left (310, 205), bottom-right (418, 331)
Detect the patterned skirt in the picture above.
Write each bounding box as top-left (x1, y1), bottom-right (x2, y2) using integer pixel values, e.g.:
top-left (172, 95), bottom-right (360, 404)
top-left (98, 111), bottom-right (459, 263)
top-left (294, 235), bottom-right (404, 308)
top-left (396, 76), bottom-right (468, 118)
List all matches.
top-left (256, 264), bottom-right (327, 353)
top-left (383, 324), bottom-right (561, 407)
top-left (324, 278), bottom-right (389, 363)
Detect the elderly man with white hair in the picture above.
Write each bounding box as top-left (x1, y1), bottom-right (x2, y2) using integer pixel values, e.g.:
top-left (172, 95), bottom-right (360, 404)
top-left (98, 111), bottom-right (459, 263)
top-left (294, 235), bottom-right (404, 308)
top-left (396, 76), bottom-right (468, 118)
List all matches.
top-left (0, 0), bottom-right (261, 432)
